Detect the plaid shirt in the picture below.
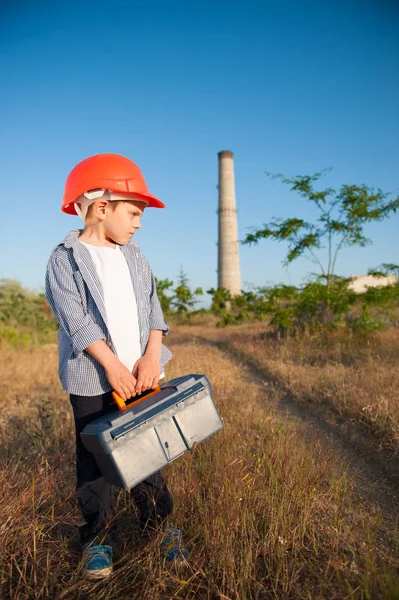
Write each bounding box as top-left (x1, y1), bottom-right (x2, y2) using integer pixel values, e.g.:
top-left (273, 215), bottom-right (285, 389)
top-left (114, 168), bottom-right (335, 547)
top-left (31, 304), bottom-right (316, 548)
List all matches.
top-left (45, 229), bottom-right (172, 396)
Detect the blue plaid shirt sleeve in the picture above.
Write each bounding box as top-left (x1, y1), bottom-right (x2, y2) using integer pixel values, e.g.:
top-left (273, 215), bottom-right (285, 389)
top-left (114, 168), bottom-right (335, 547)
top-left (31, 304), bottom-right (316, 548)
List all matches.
top-left (45, 254), bottom-right (106, 355)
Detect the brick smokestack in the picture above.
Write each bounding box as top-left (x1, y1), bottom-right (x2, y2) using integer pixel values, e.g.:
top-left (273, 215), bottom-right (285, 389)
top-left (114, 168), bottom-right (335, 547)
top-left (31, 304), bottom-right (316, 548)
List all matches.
top-left (218, 150), bottom-right (241, 296)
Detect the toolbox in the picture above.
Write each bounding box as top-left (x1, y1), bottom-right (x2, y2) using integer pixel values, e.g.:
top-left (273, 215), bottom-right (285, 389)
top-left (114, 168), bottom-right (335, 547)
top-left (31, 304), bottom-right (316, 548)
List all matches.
top-left (80, 374), bottom-right (223, 490)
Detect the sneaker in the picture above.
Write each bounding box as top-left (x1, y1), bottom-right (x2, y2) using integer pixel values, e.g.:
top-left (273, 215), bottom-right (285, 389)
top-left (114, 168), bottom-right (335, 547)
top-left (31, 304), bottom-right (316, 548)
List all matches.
top-left (161, 525), bottom-right (189, 563)
top-left (82, 544), bottom-right (113, 579)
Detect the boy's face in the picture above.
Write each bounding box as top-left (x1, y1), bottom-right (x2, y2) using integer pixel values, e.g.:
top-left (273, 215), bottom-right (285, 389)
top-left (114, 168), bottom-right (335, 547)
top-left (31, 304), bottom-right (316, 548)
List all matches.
top-left (104, 200), bottom-right (145, 245)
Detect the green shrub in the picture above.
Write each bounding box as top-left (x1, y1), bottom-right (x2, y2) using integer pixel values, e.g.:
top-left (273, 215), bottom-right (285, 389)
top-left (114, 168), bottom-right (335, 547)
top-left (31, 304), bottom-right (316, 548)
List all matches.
top-left (207, 278), bottom-right (399, 336)
top-left (0, 326), bottom-right (32, 347)
top-left (0, 280), bottom-right (57, 346)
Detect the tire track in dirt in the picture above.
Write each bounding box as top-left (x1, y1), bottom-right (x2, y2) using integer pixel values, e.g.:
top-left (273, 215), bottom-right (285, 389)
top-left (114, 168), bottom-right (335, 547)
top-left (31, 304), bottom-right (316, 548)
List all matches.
top-left (171, 330), bottom-right (399, 545)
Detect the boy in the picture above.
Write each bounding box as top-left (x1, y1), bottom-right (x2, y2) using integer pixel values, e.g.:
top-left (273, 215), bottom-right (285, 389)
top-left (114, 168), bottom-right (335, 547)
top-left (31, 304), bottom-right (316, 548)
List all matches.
top-left (45, 153), bottom-right (187, 579)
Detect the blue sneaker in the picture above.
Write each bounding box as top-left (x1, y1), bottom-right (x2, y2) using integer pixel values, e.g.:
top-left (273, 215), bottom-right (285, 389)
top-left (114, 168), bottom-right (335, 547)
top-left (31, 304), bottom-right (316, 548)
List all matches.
top-left (82, 544), bottom-right (113, 579)
top-left (161, 525), bottom-right (189, 563)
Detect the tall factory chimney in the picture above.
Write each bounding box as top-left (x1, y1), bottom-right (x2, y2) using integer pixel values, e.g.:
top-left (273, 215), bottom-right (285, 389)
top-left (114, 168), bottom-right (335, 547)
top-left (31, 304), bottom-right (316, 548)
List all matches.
top-left (218, 150), bottom-right (241, 296)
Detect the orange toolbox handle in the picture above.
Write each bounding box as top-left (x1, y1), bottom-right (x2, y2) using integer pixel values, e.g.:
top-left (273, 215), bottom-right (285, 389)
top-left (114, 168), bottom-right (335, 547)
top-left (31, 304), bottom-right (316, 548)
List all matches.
top-left (112, 385), bottom-right (162, 412)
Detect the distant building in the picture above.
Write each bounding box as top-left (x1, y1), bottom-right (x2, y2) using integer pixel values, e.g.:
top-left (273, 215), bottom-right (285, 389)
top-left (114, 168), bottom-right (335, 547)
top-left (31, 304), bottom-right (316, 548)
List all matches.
top-left (348, 274), bottom-right (398, 294)
top-left (217, 150), bottom-right (241, 296)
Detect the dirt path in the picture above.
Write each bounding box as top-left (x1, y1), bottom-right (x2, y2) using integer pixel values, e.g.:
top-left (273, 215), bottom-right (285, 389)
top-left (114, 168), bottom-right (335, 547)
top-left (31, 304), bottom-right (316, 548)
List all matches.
top-left (171, 329), bottom-right (399, 546)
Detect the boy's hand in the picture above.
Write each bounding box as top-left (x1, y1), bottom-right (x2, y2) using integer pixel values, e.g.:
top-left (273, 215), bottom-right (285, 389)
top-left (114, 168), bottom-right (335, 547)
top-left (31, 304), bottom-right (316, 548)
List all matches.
top-left (132, 355), bottom-right (160, 395)
top-left (105, 362), bottom-right (137, 401)
top-left (85, 340), bottom-right (138, 401)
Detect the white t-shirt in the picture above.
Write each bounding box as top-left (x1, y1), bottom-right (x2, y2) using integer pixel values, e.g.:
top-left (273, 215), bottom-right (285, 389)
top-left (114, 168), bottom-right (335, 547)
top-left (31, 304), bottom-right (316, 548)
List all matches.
top-left (80, 242), bottom-right (142, 372)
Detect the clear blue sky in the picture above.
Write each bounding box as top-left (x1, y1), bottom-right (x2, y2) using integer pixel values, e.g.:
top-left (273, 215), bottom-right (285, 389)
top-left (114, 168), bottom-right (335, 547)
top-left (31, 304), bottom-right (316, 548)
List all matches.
top-left (1, 0), bottom-right (398, 307)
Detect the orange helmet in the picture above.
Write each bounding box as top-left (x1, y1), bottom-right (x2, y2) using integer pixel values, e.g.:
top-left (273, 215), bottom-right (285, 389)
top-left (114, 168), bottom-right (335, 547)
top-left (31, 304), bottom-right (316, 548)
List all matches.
top-left (61, 153), bottom-right (165, 214)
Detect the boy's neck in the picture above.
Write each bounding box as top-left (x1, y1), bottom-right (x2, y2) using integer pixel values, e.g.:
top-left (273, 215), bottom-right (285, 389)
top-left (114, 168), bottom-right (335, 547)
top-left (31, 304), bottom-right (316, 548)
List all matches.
top-left (79, 224), bottom-right (116, 248)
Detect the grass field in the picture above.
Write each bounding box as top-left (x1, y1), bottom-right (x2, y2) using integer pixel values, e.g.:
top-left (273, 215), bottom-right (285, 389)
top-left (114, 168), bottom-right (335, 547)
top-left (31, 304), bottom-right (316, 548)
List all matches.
top-left (1, 324), bottom-right (399, 599)
top-left (180, 323), bottom-right (399, 451)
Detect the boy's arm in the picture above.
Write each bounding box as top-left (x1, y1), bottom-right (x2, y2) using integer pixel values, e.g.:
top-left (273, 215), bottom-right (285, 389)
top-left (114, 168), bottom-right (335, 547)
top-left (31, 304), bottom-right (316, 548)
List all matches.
top-left (45, 254), bottom-right (105, 355)
top-left (145, 329), bottom-right (162, 361)
top-left (133, 329), bottom-right (163, 394)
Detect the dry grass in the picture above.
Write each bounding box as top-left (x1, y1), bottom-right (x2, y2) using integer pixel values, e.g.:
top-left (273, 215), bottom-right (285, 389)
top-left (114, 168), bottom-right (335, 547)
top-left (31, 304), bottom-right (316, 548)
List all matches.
top-left (0, 343), bottom-right (62, 426)
top-left (243, 328), bottom-right (399, 450)
top-left (1, 329), bottom-right (399, 598)
top-left (180, 324), bottom-right (399, 451)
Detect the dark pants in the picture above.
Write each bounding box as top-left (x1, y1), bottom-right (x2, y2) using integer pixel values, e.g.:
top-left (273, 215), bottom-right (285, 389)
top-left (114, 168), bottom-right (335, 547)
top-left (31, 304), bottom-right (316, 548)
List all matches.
top-left (70, 391), bottom-right (174, 546)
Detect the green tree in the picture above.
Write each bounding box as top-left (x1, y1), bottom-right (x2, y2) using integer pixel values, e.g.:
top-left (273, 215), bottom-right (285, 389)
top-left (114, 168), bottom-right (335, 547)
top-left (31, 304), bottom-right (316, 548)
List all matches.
top-left (207, 287), bottom-right (232, 313)
top-left (206, 287), bottom-right (236, 326)
top-left (243, 172), bottom-right (399, 293)
top-left (0, 279), bottom-right (56, 329)
top-left (367, 263), bottom-right (399, 278)
top-left (0, 279), bottom-right (32, 323)
top-left (0, 279), bottom-right (57, 345)
top-left (171, 269), bottom-right (203, 315)
top-left (154, 277), bottom-right (174, 314)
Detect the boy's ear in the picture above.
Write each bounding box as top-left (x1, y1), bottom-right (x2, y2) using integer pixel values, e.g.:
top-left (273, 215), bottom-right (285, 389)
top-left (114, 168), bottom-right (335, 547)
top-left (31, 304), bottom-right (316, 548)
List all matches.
top-left (92, 200), bottom-right (109, 220)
